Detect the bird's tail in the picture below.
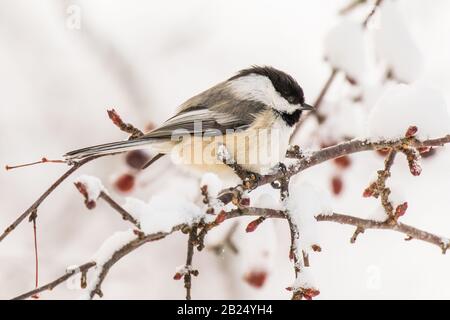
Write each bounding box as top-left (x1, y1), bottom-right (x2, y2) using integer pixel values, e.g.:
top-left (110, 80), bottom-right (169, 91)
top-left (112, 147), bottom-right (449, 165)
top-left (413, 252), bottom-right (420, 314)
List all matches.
top-left (64, 138), bottom-right (154, 161)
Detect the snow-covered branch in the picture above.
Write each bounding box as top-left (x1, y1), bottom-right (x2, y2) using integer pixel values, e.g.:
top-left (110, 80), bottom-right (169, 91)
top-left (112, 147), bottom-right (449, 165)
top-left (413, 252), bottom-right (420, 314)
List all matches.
top-left (316, 213), bottom-right (450, 253)
top-left (5, 106), bottom-right (450, 300)
top-left (225, 133), bottom-right (450, 193)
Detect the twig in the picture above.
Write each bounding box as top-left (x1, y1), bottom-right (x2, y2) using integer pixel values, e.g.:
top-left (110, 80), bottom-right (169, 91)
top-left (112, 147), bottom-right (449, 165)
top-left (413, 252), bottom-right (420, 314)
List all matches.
top-left (31, 214), bottom-right (39, 293)
top-left (292, 0), bottom-right (384, 142)
top-left (287, 215), bottom-right (301, 278)
top-left (339, 0), bottom-right (367, 15)
top-left (141, 153), bottom-right (164, 169)
top-left (5, 158), bottom-right (66, 171)
top-left (13, 201), bottom-right (450, 300)
top-left (184, 226), bottom-right (198, 300)
top-left (256, 135), bottom-right (450, 192)
top-left (2, 109), bottom-right (141, 245)
top-left (98, 192), bottom-right (139, 227)
top-left (363, 0), bottom-right (384, 28)
top-left (107, 109), bottom-right (144, 139)
top-left (312, 68), bottom-right (339, 123)
top-left (12, 262), bottom-right (96, 300)
top-left (291, 68), bottom-right (338, 141)
top-left (209, 221), bottom-right (240, 255)
top-left (378, 150), bottom-right (397, 218)
top-left (13, 208), bottom-right (285, 300)
top-left (316, 213), bottom-right (450, 254)
top-left (88, 229), bottom-right (176, 299)
top-left (0, 155), bottom-right (107, 244)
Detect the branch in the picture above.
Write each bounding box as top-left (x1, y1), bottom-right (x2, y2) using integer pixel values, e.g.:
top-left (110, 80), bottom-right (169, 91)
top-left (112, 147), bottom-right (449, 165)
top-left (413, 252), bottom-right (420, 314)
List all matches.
top-left (1, 109), bottom-right (142, 245)
top-left (339, 0), bottom-right (367, 15)
top-left (12, 262), bottom-right (96, 300)
top-left (182, 226), bottom-right (198, 300)
top-left (11, 207), bottom-right (285, 300)
top-left (0, 155), bottom-right (107, 244)
top-left (98, 192), bottom-right (139, 227)
top-left (87, 232), bottom-right (154, 299)
top-left (292, 0), bottom-right (384, 140)
top-left (291, 68), bottom-right (338, 140)
top-left (363, 0), bottom-right (384, 28)
top-left (254, 135), bottom-right (450, 191)
top-left (316, 213), bottom-right (450, 254)
top-left (107, 109), bottom-right (144, 139)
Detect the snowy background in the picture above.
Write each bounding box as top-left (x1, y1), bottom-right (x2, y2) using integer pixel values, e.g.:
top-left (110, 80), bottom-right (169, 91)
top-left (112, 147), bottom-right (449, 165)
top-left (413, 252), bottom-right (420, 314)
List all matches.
top-left (2, 0), bottom-right (450, 299)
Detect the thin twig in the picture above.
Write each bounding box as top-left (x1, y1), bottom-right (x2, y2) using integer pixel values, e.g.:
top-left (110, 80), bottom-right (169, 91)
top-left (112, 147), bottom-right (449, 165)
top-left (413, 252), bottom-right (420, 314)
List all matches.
top-left (363, 0), bottom-right (384, 28)
top-left (184, 225), bottom-right (198, 300)
top-left (13, 202), bottom-right (450, 300)
top-left (0, 155), bottom-right (107, 244)
top-left (98, 192), bottom-right (139, 227)
top-left (256, 135), bottom-right (450, 191)
top-left (292, 0), bottom-right (384, 142)
top-left (339, 0), bottom-right (367, 15)
top-left (316, 213), bottom-right (450, 254)
top-left (291, 68), bottom-right (338, 141)
top-left (88, 229), bottom-right (176, 299)
top-left (107, 109), bottom-right (144, 139)
top-left (13, 208), bottom-right (285, 300)
top-left (12, 262), bottom-right (96, 300)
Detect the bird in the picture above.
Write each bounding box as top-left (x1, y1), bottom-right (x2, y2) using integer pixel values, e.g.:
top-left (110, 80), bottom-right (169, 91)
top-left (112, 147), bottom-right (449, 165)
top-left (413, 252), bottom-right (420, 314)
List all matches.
top-left (64, 66), bottom-right (314, 176)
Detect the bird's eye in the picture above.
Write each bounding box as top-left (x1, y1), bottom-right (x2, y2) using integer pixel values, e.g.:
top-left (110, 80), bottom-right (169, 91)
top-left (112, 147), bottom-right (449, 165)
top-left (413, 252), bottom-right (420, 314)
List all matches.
top-left (287, 96), bottom-right (296, 104)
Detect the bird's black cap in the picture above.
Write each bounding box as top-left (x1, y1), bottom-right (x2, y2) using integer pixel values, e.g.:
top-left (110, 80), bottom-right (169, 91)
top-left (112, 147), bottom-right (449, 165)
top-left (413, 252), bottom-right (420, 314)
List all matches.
top-left (229, 65), bottom-right (305, 106)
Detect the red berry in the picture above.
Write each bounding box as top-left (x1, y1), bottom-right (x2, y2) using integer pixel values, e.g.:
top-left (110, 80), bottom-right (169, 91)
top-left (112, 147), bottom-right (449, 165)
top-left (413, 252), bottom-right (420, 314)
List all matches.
top-left (244, 271), bottom-right (267, 288)
top-left (126, 150), bottom-right (150, 169)
top-left (115, 174), bottom-right (135, 192)
top-left (334, 156), bottom-right (352, 169)
top-left (86, 200), bottom-right (96, 210)
top-left (331, 176), bottom-right (343, 195)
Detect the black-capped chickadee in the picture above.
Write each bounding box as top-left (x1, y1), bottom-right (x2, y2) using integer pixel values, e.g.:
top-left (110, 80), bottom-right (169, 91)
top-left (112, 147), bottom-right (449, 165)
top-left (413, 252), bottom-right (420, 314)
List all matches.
top-left (65, 66), bottom-right (314, 175)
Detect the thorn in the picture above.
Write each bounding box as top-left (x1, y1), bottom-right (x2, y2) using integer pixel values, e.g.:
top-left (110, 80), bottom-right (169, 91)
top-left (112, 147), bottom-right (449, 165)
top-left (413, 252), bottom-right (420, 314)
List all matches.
top-left (5, 158), bottom-right (66, 171)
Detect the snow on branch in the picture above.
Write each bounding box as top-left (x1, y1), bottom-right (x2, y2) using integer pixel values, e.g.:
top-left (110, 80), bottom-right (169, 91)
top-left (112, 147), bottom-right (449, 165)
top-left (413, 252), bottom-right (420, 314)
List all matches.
top-left (5, 102), bottom-right (450, 300)
top-left (3, 1), bottom-right (450, 298)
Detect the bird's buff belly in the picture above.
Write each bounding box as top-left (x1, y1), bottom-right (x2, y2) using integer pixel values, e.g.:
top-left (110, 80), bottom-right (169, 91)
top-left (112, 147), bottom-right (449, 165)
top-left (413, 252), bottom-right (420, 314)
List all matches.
top-left (152, 129), bottom-right (289, 175)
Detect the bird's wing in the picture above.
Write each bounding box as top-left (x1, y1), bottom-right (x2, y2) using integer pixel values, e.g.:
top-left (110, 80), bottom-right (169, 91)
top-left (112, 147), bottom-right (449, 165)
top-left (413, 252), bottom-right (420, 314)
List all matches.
top-left (144, 84), bottom-right (268, 139)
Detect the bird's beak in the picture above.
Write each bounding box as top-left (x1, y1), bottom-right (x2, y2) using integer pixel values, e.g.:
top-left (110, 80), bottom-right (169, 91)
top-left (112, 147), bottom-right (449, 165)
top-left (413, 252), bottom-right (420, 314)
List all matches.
top-left (300, 103), bottom-right (315, 111)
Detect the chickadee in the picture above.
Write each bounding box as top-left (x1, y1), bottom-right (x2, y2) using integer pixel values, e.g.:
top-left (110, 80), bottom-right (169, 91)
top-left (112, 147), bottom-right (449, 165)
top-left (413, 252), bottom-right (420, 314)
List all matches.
top-left (65, 66), bottom-right (313, 175)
